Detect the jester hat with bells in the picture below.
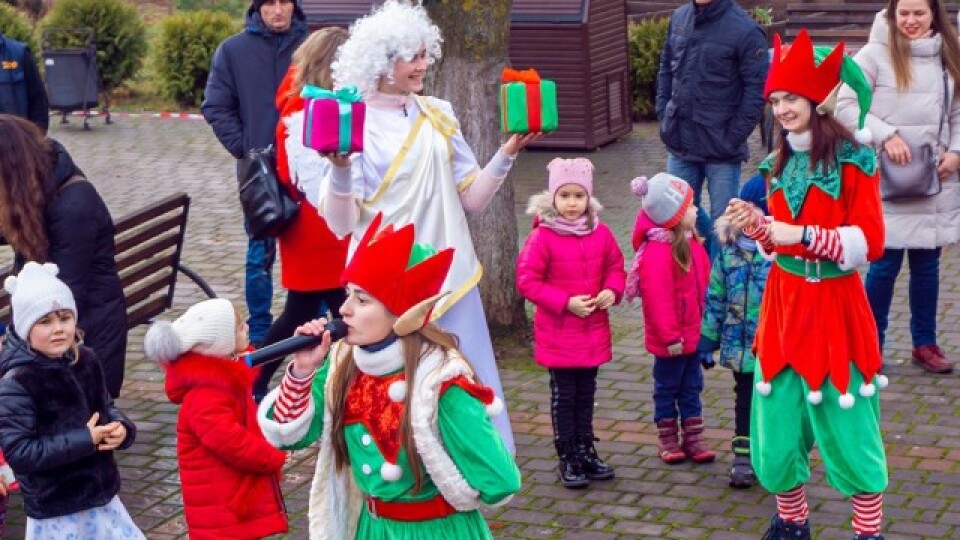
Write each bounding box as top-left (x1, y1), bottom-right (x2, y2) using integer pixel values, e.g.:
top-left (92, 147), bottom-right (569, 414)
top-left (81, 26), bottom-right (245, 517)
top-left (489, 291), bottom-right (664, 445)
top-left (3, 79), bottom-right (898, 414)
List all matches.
top-left (341, 213), bottom-right (455, 337)
top-left (765, 28), bottom-right (874, 145)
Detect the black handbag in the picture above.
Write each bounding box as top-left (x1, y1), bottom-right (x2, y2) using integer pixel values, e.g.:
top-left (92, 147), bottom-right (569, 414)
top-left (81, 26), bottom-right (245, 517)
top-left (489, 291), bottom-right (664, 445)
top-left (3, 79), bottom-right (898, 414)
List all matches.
top-left (237, 145), bottom-right (299, 240)
top-left (878, 66), bottom-right (948, 201)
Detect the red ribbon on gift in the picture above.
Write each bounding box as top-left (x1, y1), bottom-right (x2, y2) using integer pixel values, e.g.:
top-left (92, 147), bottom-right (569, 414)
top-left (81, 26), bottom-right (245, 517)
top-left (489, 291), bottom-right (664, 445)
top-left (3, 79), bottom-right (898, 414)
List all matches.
top-left (501, 68), bottom-right (543, 133)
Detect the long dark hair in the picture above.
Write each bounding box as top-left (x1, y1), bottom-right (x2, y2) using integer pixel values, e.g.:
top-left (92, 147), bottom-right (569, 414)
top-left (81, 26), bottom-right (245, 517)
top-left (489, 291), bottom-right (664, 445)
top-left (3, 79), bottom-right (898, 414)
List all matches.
top-left (771, 102), bottom-right (859, 178)
top-left (0, 115), bottom-right (55, 261)
top-left (885, 0), bottom-right (960, 91)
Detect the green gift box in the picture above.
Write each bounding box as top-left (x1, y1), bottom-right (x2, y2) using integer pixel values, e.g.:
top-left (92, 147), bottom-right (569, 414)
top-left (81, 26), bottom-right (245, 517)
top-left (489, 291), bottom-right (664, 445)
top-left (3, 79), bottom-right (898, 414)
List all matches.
top-left (499, 68), bottom-right (559, 133)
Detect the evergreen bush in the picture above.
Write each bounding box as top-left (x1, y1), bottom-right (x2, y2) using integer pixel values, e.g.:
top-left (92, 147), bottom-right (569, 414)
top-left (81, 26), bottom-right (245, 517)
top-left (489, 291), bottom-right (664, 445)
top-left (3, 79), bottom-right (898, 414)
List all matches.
top-left (154, 10), bottom-right (236, 107)
top-left (0, 2), bottom-right (38, 53)
top-left (41, 0), bottom-right (147, 94)
top-left (627, 17), bottom-right (669, 119)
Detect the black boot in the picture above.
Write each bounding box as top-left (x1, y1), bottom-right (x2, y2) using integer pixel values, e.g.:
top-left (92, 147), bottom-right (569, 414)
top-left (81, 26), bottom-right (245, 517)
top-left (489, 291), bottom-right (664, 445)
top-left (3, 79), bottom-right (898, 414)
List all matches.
top-left (761, 515), bottom-right (811, 540)
top-left (555, 439), bottom-right (588, 489)
top-left (853, 535), bottom-right (884, 540)
top-left (729, 436), bottom-right (756, 489)
top-left (575, 433), bottom-right (615, 480)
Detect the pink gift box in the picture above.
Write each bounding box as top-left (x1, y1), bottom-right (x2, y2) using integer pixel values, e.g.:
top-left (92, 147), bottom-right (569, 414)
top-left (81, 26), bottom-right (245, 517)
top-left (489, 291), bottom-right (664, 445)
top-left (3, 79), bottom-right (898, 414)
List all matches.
top-left (302, 98), bottom-right (365, 154)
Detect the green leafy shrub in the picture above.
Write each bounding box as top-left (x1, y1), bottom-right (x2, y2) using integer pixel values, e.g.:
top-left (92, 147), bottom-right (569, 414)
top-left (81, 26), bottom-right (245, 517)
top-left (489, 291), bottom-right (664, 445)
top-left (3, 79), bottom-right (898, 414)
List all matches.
top-left (41, 0), bottom-right (147, 94)
top-left (175, 0), bottom-right (247, 18)
top-left (749, 7), bottom-right (773, 25)
top-left (0, 3), bottom-right (39, 53)
top-left (627, 17), bottom-right (669, 119)
top-left (153, 10), bottom-right (236, 107)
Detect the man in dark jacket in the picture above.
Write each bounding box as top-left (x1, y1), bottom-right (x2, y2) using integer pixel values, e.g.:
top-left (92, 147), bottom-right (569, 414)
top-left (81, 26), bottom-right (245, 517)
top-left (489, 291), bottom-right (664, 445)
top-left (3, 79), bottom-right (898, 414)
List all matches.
top-left (0, 32), bottom-right (49, 132)
top-left (201, 0), bottom-right (307, 352)
top-left (655, 0), bottom-right (768, 256)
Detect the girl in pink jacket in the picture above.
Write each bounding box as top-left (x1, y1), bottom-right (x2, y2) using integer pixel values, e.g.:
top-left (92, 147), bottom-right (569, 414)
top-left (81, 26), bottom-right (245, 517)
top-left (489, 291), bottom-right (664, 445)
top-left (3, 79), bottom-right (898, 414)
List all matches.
top-left (516, 157), bottom-right (626, 490)
top-left (628, 173), bottom-right (714, 465)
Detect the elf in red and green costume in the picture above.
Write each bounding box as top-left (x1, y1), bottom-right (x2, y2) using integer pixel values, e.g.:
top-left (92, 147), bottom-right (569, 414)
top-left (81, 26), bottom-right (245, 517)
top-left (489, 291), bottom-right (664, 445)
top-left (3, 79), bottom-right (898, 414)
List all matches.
top-left (726, 29), bottom-right (889, 540)
top-left (257, 213), bottom-right (520, 540)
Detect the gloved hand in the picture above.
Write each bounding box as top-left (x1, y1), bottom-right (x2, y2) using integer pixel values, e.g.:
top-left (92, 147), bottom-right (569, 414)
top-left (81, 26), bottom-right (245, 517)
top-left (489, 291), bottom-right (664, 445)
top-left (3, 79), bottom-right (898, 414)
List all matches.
top-left (699, 351), bottom-right (716, 370)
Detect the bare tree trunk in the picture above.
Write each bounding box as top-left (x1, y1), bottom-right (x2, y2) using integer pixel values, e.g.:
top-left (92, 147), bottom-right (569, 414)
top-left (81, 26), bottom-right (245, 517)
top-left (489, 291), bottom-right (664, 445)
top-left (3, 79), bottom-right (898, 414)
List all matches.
top-left (423, 0), bottom-right (527, 334)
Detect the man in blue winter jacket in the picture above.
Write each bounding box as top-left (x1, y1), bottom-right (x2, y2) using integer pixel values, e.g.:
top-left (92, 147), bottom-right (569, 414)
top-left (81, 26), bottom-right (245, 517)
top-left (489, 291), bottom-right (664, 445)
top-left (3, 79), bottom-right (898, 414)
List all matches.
top-left (201, 0), bottom-right (307, 356)
top-left (0, 31), bottom-right (49, 132)
top-left (656, 0), bottom-right (768, 257)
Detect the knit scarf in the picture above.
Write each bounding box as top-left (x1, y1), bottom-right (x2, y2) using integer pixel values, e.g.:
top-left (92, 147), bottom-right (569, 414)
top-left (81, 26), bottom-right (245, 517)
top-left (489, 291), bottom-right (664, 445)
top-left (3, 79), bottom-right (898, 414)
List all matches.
top-left (538, 214), bottom-right (596, 236)
top-left (624, 227), bottom-right (678, 301)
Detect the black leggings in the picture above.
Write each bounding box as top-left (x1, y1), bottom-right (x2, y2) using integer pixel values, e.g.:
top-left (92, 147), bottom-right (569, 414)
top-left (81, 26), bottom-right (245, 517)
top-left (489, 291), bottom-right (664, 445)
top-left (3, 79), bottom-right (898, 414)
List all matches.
top-left (252, 288), bottom-right (347, 398)
top-left (549, 367), bottom-right (599, 442)
top-left (733, 370), bottom-right (754, 438)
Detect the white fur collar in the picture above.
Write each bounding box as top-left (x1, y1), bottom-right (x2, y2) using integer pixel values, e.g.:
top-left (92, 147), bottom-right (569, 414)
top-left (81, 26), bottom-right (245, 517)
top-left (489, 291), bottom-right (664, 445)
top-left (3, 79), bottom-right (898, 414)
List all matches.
top-left (787, 130), bottom-right (812, 151)
top-left (353, 339), bottom-right (403, 376)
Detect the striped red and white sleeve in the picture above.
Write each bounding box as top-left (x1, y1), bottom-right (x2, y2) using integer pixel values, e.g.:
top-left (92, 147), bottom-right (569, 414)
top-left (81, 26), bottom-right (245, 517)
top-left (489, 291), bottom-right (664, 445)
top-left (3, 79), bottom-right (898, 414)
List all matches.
top-left (274, 364), bottom-right (315, 423)
top-left (743, 213), bottom-right (774, 252)
top-left (806, 225), bottom-right (844, 262)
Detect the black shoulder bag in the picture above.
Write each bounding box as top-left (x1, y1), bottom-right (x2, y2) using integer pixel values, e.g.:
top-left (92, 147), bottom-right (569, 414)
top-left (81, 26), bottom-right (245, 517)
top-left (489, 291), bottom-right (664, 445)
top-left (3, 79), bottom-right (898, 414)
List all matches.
top-left (237, 145), bottom-right (299, 240)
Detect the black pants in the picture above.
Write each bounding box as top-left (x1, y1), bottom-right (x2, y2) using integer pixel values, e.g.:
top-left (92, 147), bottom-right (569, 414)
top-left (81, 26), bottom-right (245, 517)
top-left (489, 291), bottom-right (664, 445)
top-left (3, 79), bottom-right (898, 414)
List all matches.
top-left (733, 370), bottom-right (754, 438)
top-left (252, 288), bottom-right (347, 399)
top-left (549, 367), bottom-right (599, 442)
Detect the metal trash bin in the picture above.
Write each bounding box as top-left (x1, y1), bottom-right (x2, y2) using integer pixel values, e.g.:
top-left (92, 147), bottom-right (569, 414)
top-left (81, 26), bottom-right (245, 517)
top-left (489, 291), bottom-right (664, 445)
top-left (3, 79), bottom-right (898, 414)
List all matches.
top-left (42, 28), bottom-right (104, 130)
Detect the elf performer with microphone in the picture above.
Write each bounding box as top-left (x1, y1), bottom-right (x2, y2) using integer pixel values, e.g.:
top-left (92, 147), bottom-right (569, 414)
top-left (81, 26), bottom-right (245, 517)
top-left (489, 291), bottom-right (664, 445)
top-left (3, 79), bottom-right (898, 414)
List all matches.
top-left (257, 214), bottom-right (520, 540)
top-left (144, 298), bottom-right (290, 540)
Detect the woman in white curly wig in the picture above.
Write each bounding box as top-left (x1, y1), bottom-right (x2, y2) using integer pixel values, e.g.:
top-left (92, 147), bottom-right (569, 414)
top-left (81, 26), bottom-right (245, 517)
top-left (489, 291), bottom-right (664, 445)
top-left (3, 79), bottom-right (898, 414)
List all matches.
top-left (282, 0), bottom-right (540, 453)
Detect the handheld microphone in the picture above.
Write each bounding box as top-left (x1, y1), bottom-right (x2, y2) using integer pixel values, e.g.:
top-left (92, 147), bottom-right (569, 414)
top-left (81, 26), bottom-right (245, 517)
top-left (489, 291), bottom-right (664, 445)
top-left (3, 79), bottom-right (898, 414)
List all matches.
top-left (245, 319), bottom-right (348, 368)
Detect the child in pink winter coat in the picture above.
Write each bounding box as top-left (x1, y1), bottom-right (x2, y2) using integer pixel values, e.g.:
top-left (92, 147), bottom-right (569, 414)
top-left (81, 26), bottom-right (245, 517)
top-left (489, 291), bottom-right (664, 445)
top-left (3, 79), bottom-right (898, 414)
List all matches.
top-left (517, 157), bottom-right (626, 489)
top-left (628, 173), bottom-right (714, 466)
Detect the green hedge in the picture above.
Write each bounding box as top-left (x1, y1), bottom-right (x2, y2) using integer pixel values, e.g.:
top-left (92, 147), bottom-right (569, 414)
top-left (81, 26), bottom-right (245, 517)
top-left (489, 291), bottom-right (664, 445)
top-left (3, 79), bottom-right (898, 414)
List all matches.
top-left (154, 10), bottom-right (237, 107)
top-left (0, 3), bottom-right (38, 53)
top-left (627, 17), bottom-right (669, 119)
top-left (42, 0), bottom-right (147, 94)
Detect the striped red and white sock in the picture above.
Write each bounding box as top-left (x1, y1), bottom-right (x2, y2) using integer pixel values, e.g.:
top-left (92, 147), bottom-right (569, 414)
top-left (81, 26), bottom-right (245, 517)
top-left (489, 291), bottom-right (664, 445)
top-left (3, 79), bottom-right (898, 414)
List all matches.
top-left (776, 485), bottom-right (809, 524)
top-left (851, 493), bottom-right (883, 535)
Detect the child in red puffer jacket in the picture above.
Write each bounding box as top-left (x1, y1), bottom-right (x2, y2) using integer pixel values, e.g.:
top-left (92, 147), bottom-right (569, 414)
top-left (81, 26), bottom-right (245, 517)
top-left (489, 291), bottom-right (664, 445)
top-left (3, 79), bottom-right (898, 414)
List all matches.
top-left (145, 299), bottom-right (287, 540)
top-left (627, 173), bottom-right (714, 466)
top-left (516, 157), bottom-right (626, 490)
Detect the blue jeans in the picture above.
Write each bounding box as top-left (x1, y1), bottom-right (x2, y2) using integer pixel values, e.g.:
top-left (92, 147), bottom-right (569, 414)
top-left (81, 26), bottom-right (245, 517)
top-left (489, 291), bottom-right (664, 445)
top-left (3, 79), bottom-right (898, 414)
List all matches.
top-left (653, 353), bottom-right (704, 422)
top-left (242, 220), bottom-right (276, 345)
top-left (865, 247), bottom-right (941, 350)
top-left (666, 153), bottom-right (742, 259)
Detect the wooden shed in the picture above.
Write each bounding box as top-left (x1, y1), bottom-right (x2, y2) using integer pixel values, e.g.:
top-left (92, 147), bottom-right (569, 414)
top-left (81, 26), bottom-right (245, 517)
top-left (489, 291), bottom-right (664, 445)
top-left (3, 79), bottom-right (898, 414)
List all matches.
top-left (300, 0), bottom-right (632, 150)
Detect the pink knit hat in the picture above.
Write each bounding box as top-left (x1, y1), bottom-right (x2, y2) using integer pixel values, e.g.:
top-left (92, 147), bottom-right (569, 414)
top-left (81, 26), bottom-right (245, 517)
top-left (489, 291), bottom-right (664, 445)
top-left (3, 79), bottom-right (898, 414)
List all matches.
top-left (547, 157), bottom-right (594, 197)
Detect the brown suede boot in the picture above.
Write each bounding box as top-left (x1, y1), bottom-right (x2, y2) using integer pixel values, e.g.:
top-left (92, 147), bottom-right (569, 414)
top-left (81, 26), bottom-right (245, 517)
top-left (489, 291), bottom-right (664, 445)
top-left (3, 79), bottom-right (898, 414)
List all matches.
top-left (656, 419), bottom-right (686, 464)
top-left (912, 345), bottom-right (953, 374)
top-left (681, 417), bottom-right (716, 463)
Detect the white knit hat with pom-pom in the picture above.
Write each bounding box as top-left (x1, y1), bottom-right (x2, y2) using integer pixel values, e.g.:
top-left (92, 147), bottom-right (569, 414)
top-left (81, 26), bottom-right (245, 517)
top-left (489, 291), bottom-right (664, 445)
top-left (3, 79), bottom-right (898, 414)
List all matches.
top-left (631, 173), bottom-right (693, 229)
top-left (4, 262), bottom-right (77, 337)
top-left (144, 298), bottom-right (238, 362)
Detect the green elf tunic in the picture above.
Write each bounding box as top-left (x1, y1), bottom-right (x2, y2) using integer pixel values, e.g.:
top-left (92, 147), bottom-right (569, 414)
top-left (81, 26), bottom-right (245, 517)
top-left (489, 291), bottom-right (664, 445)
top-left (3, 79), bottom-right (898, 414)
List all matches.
top-left (257, 339), bottom-right (520, 540)
top-left (751, 140), bottom-right (888, 496)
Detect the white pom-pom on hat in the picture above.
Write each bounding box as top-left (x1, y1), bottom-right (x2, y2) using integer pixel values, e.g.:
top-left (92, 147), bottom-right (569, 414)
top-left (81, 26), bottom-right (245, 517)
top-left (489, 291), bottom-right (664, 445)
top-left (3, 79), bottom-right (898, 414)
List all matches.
top-left (807, 390), bottom-right (823, 405)
top-left (859, 382), bottom-right (876, 398)
top-left (380, 461), bottom-right (402, 482)
top-left (144, 320), bottom-right (185, 363)
top-left (756, 380), bottom-right (772, 396)
top-left (486, 396), bottom-right (505, 417)
top-left (3, 275), bottom-right (16, 295)
top-left (838, 393), bottom-right (855, 409)
top-left (855, 127), bottom-right (873, 145)
top-left (876, 374), bottom-right (889, 389)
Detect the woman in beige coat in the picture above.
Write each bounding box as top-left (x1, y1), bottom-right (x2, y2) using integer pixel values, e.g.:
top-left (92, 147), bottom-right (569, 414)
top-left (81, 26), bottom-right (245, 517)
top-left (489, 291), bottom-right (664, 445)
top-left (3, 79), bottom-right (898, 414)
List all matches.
top-left (836, 0), bottom-right (960, 374)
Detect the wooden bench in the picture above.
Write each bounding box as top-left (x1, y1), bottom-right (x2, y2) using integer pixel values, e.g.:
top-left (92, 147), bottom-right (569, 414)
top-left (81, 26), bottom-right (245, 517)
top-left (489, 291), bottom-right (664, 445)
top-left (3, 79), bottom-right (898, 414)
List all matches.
top-left (0, 192), bottom-right (216, 329)
top-left (786, 3), bottom-right (960, 51)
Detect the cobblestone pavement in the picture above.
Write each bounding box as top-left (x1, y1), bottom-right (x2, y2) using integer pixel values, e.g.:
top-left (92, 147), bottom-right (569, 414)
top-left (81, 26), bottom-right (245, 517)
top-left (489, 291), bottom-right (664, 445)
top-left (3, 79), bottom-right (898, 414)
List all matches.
top-left (3, 118), bottom-right (960, 540)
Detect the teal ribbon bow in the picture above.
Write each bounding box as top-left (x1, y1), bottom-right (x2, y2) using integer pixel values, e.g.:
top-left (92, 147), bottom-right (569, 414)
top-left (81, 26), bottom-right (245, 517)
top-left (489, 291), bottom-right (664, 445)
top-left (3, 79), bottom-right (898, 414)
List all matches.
top-left (301, 84), bottom-right (362, 154)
